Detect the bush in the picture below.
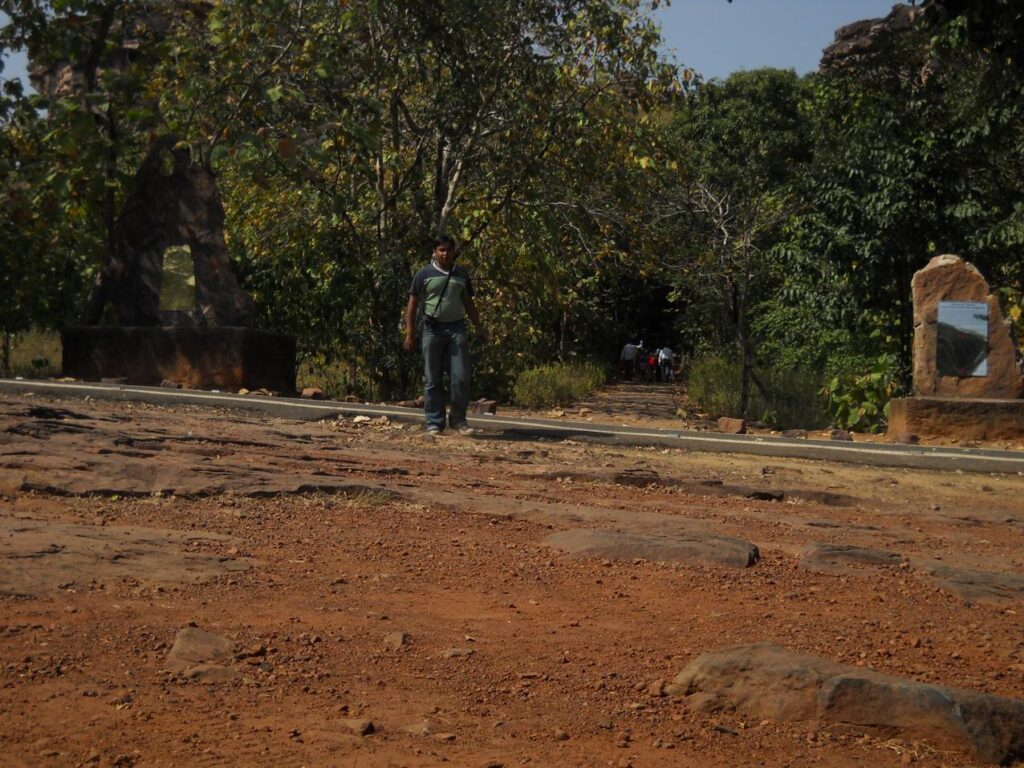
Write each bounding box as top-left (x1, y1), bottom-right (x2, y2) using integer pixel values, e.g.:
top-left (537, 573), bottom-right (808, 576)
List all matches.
top-left (822, 353), bottom-right (897, 433)
top-left (686, 354), bottom-right (828, 429)
top-left (513, 361), bottom-right (607, 408)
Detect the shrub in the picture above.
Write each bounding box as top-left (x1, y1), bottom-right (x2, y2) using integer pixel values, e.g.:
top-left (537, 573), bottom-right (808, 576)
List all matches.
top-left (513, 361), bottom-right (607, 409)
top-left (822, 353), bottom-right (897, 433)
top-left (686, 354), bottom-right (828, 429)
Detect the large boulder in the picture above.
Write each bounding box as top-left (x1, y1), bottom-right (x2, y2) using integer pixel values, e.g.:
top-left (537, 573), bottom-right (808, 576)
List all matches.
top-left (668, 642), bottom-right (1024, 765)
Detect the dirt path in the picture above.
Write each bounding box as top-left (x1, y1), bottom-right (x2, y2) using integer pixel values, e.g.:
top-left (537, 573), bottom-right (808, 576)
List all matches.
top-left (1, 392), bottom-right (1023, 767)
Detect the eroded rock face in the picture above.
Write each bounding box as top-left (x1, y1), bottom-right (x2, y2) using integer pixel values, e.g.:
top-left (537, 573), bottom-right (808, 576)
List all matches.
top-left (912, 255), bottom-right (1023, 399)
top-left (668, 642), bottom-right (1024, 765)
top-left (543, 528), bottom-right (759, 568)
top-left (820, 4), bottom-right (919, 72)
top-left (799, 542), bottom-right (902, 575)
top-left (85, 134), bottom-right (255, 328)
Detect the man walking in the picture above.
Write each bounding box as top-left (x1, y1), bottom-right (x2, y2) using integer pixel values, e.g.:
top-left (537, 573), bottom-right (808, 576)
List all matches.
top-left (403, 235), bottom-right (486, 436)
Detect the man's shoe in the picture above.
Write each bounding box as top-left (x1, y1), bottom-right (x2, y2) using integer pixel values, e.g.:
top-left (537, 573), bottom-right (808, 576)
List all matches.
top-left (425, 425), bottom-right (443, 436)
top-left (455, 424), bottom-right (476, 436)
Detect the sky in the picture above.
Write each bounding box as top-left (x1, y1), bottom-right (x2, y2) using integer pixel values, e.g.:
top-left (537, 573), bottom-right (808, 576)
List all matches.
top-left (2, 1), bottom-right (901, 88)
top-left (656, 0), bottom-right (902, 80)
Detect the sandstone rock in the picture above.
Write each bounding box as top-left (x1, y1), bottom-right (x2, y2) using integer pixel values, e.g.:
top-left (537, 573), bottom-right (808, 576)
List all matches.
top-left (166, 628), bottom-right (235, 673)
top-left (890, 431), bottom-right (919, 445)
top-left (820, 5), bottom-right (919, 72)
top-left (341, 718), bottom-right (374, 736)
top-left (184, 663), bottom-right (240, 683)
top-left (384, 631), bottom-right (410, 650)
top-left (717, 417), bottom-right (746, 435)
top-left (911, 255), bottom-right (1023, 399)
top-left (441, 648), bottom-right (475, 659)
top-left (300, 387), bottom-right (324, 400)
top-left (543, 528), bottom-right (759, 569)
top-left (799, 543), bottom-right (902, 575)
top-left (782, 429), bottom-right (807, 439)
top-left (160, 379), bottom-right (181, 389)
top-left (830, 429), bottom-right (853, 441)
top-left (669, 642), bottom-right (1024, 764)
top-left (916, 562), bottom-right (1024, 604)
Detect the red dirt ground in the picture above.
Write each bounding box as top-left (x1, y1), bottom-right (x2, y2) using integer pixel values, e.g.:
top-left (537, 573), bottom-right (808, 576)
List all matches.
top-left (1, 390), bottom-right (1023, 768)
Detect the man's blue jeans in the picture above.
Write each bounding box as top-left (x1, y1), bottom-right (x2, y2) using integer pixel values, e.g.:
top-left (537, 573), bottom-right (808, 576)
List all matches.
top-left (422, 319), bottom-right (471, 430)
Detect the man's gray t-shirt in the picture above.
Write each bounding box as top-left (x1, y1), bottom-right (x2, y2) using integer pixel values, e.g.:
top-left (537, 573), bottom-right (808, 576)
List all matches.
top-left (409, 263), bottom-right (473, 323)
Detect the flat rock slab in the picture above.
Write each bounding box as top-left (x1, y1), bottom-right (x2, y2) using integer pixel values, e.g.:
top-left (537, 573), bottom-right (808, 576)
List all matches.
top-left (916, 561), bottom-right (1024, 604)
top-left (543, 528), bottom-right (759, 568)
top-left (166, 627), bottom-right (235, 672)
top-left (668, 642), bottom-right (1024, 765)
top-left (0, 516), bottom-right (252, 596)
top-left (799, 542), bottom-right (902, 574)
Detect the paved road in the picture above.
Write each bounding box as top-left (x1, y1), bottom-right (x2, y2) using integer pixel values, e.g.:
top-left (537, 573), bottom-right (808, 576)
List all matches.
top-left (3, 378), bottom-right (1023, 474)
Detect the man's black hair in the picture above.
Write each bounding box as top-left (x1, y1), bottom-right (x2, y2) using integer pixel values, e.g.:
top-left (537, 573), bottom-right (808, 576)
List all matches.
top-left (433, 234), bottom-right (457, 249)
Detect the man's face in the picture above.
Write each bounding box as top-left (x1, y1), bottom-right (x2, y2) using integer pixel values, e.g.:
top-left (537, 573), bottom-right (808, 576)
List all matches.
top-left (433, 243), bottom-right (455, 270)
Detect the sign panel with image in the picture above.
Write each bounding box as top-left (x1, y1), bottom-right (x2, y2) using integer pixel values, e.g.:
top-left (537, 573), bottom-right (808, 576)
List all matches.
top-left (936, 301), bottom-right (989, 377)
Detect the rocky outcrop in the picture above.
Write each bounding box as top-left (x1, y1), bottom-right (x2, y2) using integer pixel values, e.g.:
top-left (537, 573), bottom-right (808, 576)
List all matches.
top-left (668, 642), bottom-right (1024, 765)
top-left (820, 4), bottom-right (920, 72)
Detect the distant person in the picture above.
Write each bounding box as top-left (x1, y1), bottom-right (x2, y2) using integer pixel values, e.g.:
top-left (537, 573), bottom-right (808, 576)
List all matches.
top-left (403, 235), bottom-right (487, 436)
top-left (646, 350), bottom-right (657, 382)
top-left (620, 341), bottom-right (638, 378)
top-left (635, 346), bottom-right (647, 380)
top-left (659, 346), bottom-right (674, 382)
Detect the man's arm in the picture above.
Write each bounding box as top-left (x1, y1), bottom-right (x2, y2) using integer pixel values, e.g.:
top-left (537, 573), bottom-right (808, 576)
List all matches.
top-left (403, 295), bottom-right (419, 351)
top-left (464, 294), bottom-right (488, 343)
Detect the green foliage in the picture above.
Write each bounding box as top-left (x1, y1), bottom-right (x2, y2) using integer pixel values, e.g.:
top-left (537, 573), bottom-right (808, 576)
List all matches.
top-left (822, 354), bottom-right (898, 433)
top-left (686, 354), bottom-right (827, 429)
top-left (512, 362), bottom-right (607, 409)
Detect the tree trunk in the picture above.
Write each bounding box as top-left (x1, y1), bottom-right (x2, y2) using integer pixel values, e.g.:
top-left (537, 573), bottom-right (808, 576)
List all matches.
top-left (1, 332), bottom-right (10, 377)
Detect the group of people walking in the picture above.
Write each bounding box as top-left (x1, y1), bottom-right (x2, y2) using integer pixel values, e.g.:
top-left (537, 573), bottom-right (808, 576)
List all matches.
top-left (620, 341), bottom-right (674, 382)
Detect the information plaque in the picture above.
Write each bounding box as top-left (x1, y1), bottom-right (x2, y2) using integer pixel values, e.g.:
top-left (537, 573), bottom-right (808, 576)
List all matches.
top-left (936, 300), bottom-right (988, 377)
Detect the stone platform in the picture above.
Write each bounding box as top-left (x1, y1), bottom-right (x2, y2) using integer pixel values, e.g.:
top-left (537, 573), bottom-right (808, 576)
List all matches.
top-left (888, 396), bottom-right (1024, 441)
top-left (62, 327), bottom-right (296, 393)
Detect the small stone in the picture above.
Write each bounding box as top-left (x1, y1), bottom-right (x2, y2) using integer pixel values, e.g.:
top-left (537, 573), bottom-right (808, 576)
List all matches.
top-left (830, 429), bottom-right (854, 441)
top-left (341, 718), bottom-right (374, 736)
top-left (160, 379), bottom-right (181, 389)
top-left (553, 728), bottom-right (569, 741)
top-left (433, 732), bottom-right (456, 742)
top-left (441, 648), bottom-right (475, 659)
top-left (384, 631), bottom-right (409, 650)
top-left (648, 679), bottom-right (666, 697)
top-left (782, 429), bottom-right (808, 439)
top-left (891, 432), bottom-right (919, 445)
top-left (718, 417), bottom-right (746, 434)
top-left (353, 415), bottom-right (372, 424)
top-left (300, 387), bottom-right (325, 400)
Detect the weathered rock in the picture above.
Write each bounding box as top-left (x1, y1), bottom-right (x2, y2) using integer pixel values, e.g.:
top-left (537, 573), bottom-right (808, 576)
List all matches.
top-left (799, 543), bottom-right (902, 575)
top-left (717, 417), bottom-right (746, 435)
top-left (184, 663), bottom-right (240, 683)
top-left (341, 718), bottom-right (375, 736)
top-left (384, 631), bottom-right (410, 650)
top-left (0, 517), bottom-right (251, 597)
top-left (829, 429), bottom-right (853, 441)
top-left (166, 628), bottom-right (235, 673)
top-left (911, 255), bottom-right (1023, 399)
top-left (300, 387), bottom-right (325, 400)
top-left (543, 528), bottom-right (759, 569)
top-left (782, 429), bottom-right (807, 439)
top-left (820, 4), bottom-right (920, 72)
top-left (441, 648), bottom-right (475, 659)
top-left (890, 431), bottom-right (919, 445)
top-left (916, 562), bottom-right (1024, 604)
top-left (668, 642), bottom-right (1024, 764)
